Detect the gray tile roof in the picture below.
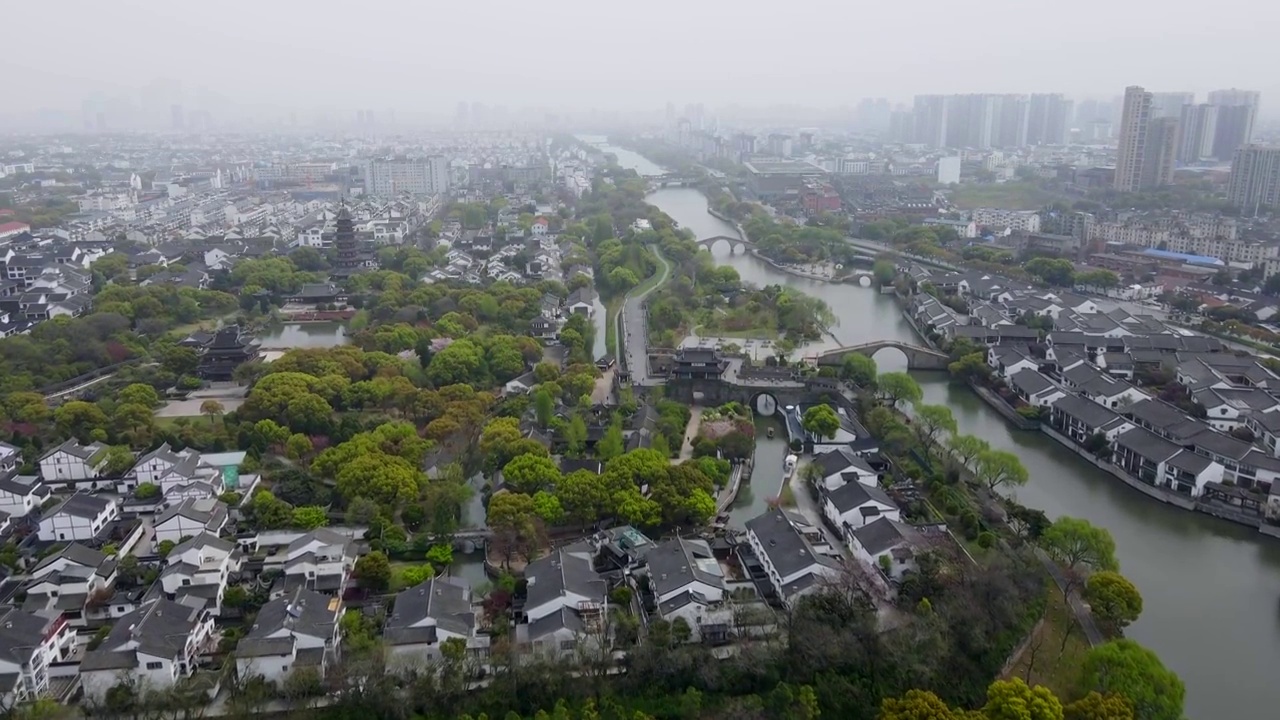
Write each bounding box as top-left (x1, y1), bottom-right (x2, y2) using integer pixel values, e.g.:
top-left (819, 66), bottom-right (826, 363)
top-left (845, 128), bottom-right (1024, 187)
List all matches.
top-left (81, 599), bottom-right (205, 671)
top-left (645, 537), bottom-right (725, 599)
top-left (1115, 427), bottom-right (1181, 463)
top-left (746, 509), bottom-right (838, 581)
top-left (386, 576), bottom-right (475, 644)
top-left (525, 541), bottom-right (606, 611)
top-left (247, 588), bottom-right (337, 645)
top-left (46, 492), bottom-right (112, 520)
top-left (825, 480), bottom-right (898, 515)
top-left (851, 518), bottom-right (926, 556)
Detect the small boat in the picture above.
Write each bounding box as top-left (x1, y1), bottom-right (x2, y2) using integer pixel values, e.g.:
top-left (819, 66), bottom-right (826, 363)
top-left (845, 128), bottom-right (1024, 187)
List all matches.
top-left (767, 427), bottom-right (775, 439)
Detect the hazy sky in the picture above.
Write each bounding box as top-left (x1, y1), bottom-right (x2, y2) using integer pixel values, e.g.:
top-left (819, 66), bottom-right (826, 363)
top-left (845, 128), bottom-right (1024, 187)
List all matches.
top-left (6, 0), bottom-right (1277, 116)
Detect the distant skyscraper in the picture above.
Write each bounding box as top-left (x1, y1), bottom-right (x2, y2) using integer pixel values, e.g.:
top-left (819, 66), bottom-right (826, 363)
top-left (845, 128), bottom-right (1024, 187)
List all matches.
top-left (455, 102), bottom-right (469, 126)
top-left (1149, 92), bottom-right (1194, 119)
top-left (1141, 116), bottom-right (1180, 188)
top-left (912, 95), bottom-right (948, 146)
top-left (1115, 86), bottom-right (1153, 192)
top-left (945, 94), bottom-right (999, 149)
top-left (1227, 145), bottom-right (1280, 215)
top-left (1177, 104), bottom-right (1218, 163)
top-left (994, 94), bottom-right (1029, 148)
top-left (888, 110), bottom-right (914, 143)
top-left (170, 104), bottom-right (184, 131)
top-left (1027, 94), bottom-right (1072, 145)
top-left (1209, 88), bottom-right (1261, 160)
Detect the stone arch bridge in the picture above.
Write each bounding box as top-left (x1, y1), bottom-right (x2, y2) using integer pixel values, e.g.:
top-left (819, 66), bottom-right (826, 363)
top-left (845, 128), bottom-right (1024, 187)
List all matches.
top-left (695, 235), bottom-right (754, 255)
top-left (813, 341), bottom-right (951, 371)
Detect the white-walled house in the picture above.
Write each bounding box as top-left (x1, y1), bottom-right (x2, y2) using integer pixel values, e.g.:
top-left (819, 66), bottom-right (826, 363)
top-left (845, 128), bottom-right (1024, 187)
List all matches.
top-left (645, 537), bottom-right (731, 643)
top-left (821, 481), bottom-right (900, 534)
top-left (385, 576), bottom-right (487, 668)
top-left (39, 440), bottom-right (109, 487)
top-left (25, 543), bottom-right (118, 625)
top-left (38, 493), bottom-right (119, 542)
top-left (987, 346), bottom-right (1039, 379)
top-left (808, 446), bottom-right (878, 492)
top-left (518, 542), bottom-right (608, 659)
top-left (268, 529), bottom-right (356, 598)
top-left (0, 608), bottom-right (76, 707)
top-left (745, 509), bottom-right (840, 608)
top-left (849, 518), bottom-right (927, 582)
top-left (79, 599), bottom-right (217, 702)
top-left (0, 473), bottom-right (49, 517)
top-left (1008, 369), bottom-right (1066, 408)
top-left (235, 588), bottom-right (341, 685)
top-left (159, 534), bottom-right (242, 613)
top-left (153, 498), bottom-right (228, 545)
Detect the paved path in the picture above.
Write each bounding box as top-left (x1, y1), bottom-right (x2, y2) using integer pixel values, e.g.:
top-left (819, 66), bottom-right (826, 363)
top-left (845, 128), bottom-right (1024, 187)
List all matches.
top-left (619, 245), bottom-right (671, 385)
top-left (790, 459), bottom-right (851, 559)
top-left (1036, 550), bottom-right (1104, 647)
top-left (677, 406), bottom-right (703, 462)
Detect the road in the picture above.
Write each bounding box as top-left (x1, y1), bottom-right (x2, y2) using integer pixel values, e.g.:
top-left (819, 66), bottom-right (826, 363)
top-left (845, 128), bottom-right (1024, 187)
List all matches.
top-left (618, 245), bottom-right (671, 384)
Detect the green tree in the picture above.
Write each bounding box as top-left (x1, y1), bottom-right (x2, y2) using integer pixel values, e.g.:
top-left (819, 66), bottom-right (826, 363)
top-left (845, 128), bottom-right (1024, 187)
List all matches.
top-left (1084, 571), bottom-right (1143, 636)
top-left (346, 496), bottom-right (380, 525)
top-left (134, 482), bottom-right (160, 500)
top-left (872, 258), bottom-right (897, 286)
top-left (285, 433), bottom-right (314, 460)
top-left (354, 551), bottom-right (392, 592)
top-left (974, 449), bottom-right (1029, 491)
top-left (1026, 257), bottom-right (1077, 286)
top-left (878, 689), bottom-right (961, 720)
top-left (101, 446), bottom-right (136, 476)
top-left (555, 469), bottom-right (611, 529)
top-left (841, 353), bottom-right (878, 387)
top-left (291, 505), bottom-right (329, 530)
top-left (982, 677), bottom-right (1063, 720)
top-left (501, 454), bottom-right (561, 494)
top-left (1064, 692), bottom-right (1134, 720)
top-left (54, 400), bottom-right (108, 438)
top-left (948, 433), bottom-right (990, 469)
top-left (877, 371), bottom-right (923, 408)
top-left (117, 383), bottom-right (161, 408)
top-left (531, 490), bottom-right (564, 525)
top-left (533, 387), bottom-right (555, 429)
top-left (1041, 516), bottom-right (1119, 592)
top-left (801, 404), bottom-right (841, 439)
top-left (597, 419), bottom-right (625, 460)
top-left (1080, 640), bottom-right (1184, 720)
top-left (335, 454), bottom-right (422, 507)
top-left (401, 564), bottom-right (436, 586)
top-left (113, 402), bottom-right (155, 437)
top-left (200, 399), bottom-right (224, 426)
top-left (913, 404), bottom-right (957, 445)
top-left (250, 490), bottom-right (293, 529)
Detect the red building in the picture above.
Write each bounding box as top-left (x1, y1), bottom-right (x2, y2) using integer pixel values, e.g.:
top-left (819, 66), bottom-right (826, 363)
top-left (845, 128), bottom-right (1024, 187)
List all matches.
top-left (800, 180), bottom-right (842, 214)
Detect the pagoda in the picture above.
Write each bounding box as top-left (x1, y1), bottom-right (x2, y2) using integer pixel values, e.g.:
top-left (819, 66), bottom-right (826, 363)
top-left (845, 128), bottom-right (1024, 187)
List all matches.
top-left (332, 203), bottom-right (360, 277)
top-left (196, 325), bottom-right (261, 381)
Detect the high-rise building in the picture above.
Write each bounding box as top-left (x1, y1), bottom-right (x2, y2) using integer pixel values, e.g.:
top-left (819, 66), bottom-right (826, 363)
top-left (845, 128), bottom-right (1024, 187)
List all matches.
top-left (1116, 86), bottom-right (1157, 190)
top-left (1177, 104), bottom-right (1218, 163)
top-left (945, 94), bottom-right (999, 149)
top-left (1027, 94), bottom-right (1073, 145)
top-left (856, 98), bottom-right (891, 131)
top-left (888, 110), bottom-right (914, 143)
top-left (1226, 145), bottom-right (1280, 215)
top-left (364, 157), bottom-right (449, 196)
top-left (912, 95), bottom-right (949, 147)
top-left (1115, 86), bottom-right (1152, 191)
top-left (170, 104), bottom-right (184, 131)
top-left (1149, 92), bottom-right (1194, 119)
top-left (1141, 117), bottom-right (1180, 188)
top-left (995, 94), bottom-right (1029, 148)
top-left (1209, 89), bottom-right (1261, 160)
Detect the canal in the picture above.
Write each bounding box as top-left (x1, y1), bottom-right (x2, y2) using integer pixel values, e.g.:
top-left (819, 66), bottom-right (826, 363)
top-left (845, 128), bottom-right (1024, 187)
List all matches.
top-left (640, 182), bottom-right (1280, 719)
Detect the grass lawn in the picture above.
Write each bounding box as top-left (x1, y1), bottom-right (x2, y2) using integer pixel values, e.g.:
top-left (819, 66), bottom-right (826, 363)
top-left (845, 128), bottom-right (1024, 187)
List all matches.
top-left (949, 181), bottom-right (1070, 211)
top-left (1003, 583), bottom-right (1091, 699)
top-left (605, 296), bottom-right (624, 358)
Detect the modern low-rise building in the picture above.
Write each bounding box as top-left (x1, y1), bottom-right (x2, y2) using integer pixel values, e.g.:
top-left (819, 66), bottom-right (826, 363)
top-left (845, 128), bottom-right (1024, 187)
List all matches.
top-left (384, 576), bottom-right (486, 668)
top-left (37, 493), bottom-right (118, 542)
top-left (235, 588), bottom-right (342, 685)
top-left (79, 599), bottom-right (217, 701)
top-left (744, 509), bottom-right (840, 608)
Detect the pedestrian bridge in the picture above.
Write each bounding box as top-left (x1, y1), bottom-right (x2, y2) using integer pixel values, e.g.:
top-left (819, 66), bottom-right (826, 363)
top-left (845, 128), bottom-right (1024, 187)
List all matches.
top-left (695, 235), bottom-right (754, 255)
top-left (812, 341), bottom-right (951, 371)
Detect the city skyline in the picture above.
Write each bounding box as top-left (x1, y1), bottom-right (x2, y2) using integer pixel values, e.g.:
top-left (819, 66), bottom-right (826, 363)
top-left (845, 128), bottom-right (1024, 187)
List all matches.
top-left (4, 0), bottom-right (1280, 127)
